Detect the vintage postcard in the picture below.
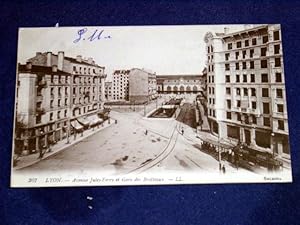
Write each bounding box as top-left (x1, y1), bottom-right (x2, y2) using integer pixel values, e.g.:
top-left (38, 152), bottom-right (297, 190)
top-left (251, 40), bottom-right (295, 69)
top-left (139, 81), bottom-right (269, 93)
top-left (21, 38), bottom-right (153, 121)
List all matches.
top-left (11, 24), bottom-right (292, 187)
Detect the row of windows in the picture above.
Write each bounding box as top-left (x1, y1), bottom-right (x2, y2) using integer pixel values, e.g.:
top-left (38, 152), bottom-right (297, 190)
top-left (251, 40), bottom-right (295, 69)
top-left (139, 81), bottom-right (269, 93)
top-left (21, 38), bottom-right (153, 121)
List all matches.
top-left (47, 75), bottom-right (69, 84)
top-left (49, 98), bottom-right (68, 108)
top-left (113, 76), bottom-right (128, 79)
top-left (225, 58), bottom-right (281, 71)
top-left (227, 31), bottom-right (280, 50)
top-left (49, 87), bottom-right (68, 97)
top-left (225, 72), bottom-right (283, 83)
top-left (224, 45), bottom-right (281, 61)
top-left (224, 87), bottom-right (283, 98)
top-left (73, 76), bottom-right (100, 84)
top-left (73, 86), bottom-right (98, 95)
top-left (225, 113), bottom-right (285, 130)
top-left (72, 95), bottom-right (98, 104)
top-left (35, 104), bottom-right (100, 124)
top-left (208, 72), bottom-right (282, 84)
top-left (73, 66), bottom-right (102, 75)
top-left (223, 98), bottom-right (284, 113)
top-left (72, 105), bottom-right (98, 116)
top-left (50, 110), bottom-right (68, 121)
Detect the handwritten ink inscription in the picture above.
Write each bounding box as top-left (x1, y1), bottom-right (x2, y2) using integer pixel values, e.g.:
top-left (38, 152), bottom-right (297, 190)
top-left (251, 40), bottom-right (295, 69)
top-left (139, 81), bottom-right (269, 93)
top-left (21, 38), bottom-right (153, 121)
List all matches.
top-left (73, 28), bottom-right (112, 43)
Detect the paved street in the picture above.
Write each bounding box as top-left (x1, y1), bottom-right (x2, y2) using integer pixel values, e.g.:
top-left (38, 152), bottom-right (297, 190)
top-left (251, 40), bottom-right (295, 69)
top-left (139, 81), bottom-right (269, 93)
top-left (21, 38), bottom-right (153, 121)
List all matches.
top-left (17, 97), bottom-right (247, 176)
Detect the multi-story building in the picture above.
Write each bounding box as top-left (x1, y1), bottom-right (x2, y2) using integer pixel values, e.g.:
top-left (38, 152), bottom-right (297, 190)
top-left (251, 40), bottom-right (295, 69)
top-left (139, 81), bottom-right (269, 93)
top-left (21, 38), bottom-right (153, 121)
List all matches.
top-left (204, 24), bottom-right (289, 161)
top-left (15, 62), bottom-right (71, 154)
top-left (129, 68), bottom-right (157, 103)
top-left (112, 70), bottom-right (130, 101)
top-left (156, 74), bottom-right (204, 94)
top-left (105, 81), bottom-right (113, 101)
top-left (15, 52), bottom-right (106, 155)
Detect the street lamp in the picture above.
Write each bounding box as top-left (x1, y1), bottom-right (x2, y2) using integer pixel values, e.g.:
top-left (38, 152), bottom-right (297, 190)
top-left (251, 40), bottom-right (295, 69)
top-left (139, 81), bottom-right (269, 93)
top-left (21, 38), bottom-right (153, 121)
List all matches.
top-left (271, 132), bottom-right (275, 157)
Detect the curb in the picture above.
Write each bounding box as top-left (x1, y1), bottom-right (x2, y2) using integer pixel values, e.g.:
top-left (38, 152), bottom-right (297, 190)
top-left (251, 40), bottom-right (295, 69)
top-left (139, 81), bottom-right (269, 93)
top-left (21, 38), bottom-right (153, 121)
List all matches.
top-left (14, 122), bottom-right (114, 170)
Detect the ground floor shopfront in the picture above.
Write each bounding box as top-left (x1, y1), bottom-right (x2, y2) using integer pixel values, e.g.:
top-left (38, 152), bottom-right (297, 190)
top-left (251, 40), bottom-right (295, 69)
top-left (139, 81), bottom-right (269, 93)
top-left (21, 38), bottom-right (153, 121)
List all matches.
top-left (208, 119), bottom-right (290, 162)
top-left (14, 113), bottom-right (106, 156)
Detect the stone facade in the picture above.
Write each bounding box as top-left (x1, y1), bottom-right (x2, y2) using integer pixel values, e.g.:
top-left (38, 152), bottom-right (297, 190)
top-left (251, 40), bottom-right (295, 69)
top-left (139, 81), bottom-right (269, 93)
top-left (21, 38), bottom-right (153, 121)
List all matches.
top-left (112, 70), bottom-right (130, 101)
top-left (128, 68), bottom-right (157, 104)
top-left (15, 52), bottom-right (106, 155)
top-left (105, 81), bottom-right (113, 101)
top-left (156, 74), bottom-right (205, 94)
top-left (15, 63), bottom-right (71, 154)
top-left (204, 24), bottom-right (289, 160)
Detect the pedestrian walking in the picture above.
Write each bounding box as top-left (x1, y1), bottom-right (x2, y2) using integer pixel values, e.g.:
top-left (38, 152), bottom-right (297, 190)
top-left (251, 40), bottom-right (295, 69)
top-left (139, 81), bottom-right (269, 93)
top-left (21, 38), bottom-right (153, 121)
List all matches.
top-left (222, 165), bottom-right (226, 174)
top-left (145, 129), bottom-right (148, 135)
top-left (181, 128), bottom-right (184, 135)
top-left (38, 145), bottom-right (46, 159)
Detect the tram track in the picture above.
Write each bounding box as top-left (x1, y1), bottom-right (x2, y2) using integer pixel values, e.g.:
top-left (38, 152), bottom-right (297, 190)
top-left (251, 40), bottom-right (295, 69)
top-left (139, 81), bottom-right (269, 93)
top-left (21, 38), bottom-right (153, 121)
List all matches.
top-left (125, 103), bottom-right (192, 175)
top-left (124, 122), bottom-right (180, 175)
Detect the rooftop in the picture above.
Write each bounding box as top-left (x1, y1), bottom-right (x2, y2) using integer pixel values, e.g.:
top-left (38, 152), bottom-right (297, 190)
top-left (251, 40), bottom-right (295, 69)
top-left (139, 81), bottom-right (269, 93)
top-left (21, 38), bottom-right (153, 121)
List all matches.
top-left (18, 64), bottom-right (70, 75)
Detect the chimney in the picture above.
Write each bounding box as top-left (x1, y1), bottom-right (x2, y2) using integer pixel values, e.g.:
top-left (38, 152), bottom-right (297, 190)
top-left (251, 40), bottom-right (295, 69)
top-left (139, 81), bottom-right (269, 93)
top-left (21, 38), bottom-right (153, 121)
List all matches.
top-left (76, 55), bottom-right (82, 62)
top-left (52, 65), bottom-right (58, 72)
top-left (46, 52), bottom-right (52, 67)
top-left (224, 27), bottom-right (229, 34)
top-left (57, 51), bottom-right (64, 71)
top-left (36, 52), bottom-right (42, 56)
top-left (87, 57), bottom-right (93, 64)
top-left (26, 62), bottom-right (32, 70)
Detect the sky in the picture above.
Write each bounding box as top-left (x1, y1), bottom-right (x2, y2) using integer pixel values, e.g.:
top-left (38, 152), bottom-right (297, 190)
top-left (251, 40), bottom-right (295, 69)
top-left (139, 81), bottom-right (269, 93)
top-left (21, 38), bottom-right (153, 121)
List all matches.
top-left (18, 25), bottom-right (246, 81)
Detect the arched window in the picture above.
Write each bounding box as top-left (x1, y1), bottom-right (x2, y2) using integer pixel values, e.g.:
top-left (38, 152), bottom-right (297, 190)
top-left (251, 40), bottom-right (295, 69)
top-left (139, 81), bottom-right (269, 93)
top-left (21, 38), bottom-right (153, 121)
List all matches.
top-left (173, 86), bottom-right (178, 94)
top-left (186, 86), bottom-right (191, 92)
top-left (180, 86), bottom-right (185, 92)
top-left (193, 86), bottom-right (198, 93)
top-left (167, 86), bottom-right (172, 93)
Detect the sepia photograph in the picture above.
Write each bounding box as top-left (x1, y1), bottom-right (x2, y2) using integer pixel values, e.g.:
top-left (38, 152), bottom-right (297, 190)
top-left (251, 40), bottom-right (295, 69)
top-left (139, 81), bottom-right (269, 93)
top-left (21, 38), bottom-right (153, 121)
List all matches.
top-left (11, 24), bottom-right (292, 187)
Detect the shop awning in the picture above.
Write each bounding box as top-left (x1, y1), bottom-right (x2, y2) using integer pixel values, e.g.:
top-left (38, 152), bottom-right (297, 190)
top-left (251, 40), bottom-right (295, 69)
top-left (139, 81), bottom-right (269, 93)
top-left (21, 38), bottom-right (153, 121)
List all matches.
top-left (71, 120), bottom-right (84, 131)
top-left (200, 137), bottom-right (234, 150)
top-left (88, 114), bottom-right (103, 126)
top-left (77, 117), bottom-right (90, 126)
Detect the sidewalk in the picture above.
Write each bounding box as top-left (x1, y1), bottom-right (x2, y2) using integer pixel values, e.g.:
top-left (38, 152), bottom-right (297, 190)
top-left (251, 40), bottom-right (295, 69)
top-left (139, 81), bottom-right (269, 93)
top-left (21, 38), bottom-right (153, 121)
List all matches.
top-left (197, 101), bottom-right (210, 131)
top-left (14, 119), bottom-right (115, 170)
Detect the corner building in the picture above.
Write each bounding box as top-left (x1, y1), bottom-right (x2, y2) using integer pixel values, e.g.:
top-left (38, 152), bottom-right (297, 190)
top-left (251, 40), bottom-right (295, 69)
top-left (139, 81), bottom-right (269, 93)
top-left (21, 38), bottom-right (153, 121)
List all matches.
top-left (204, 25), bottom-right (289, 161)
top-left (15, 52), bottom-right (106, 154)
top-left (15, 63), bottom-right (71, 154)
